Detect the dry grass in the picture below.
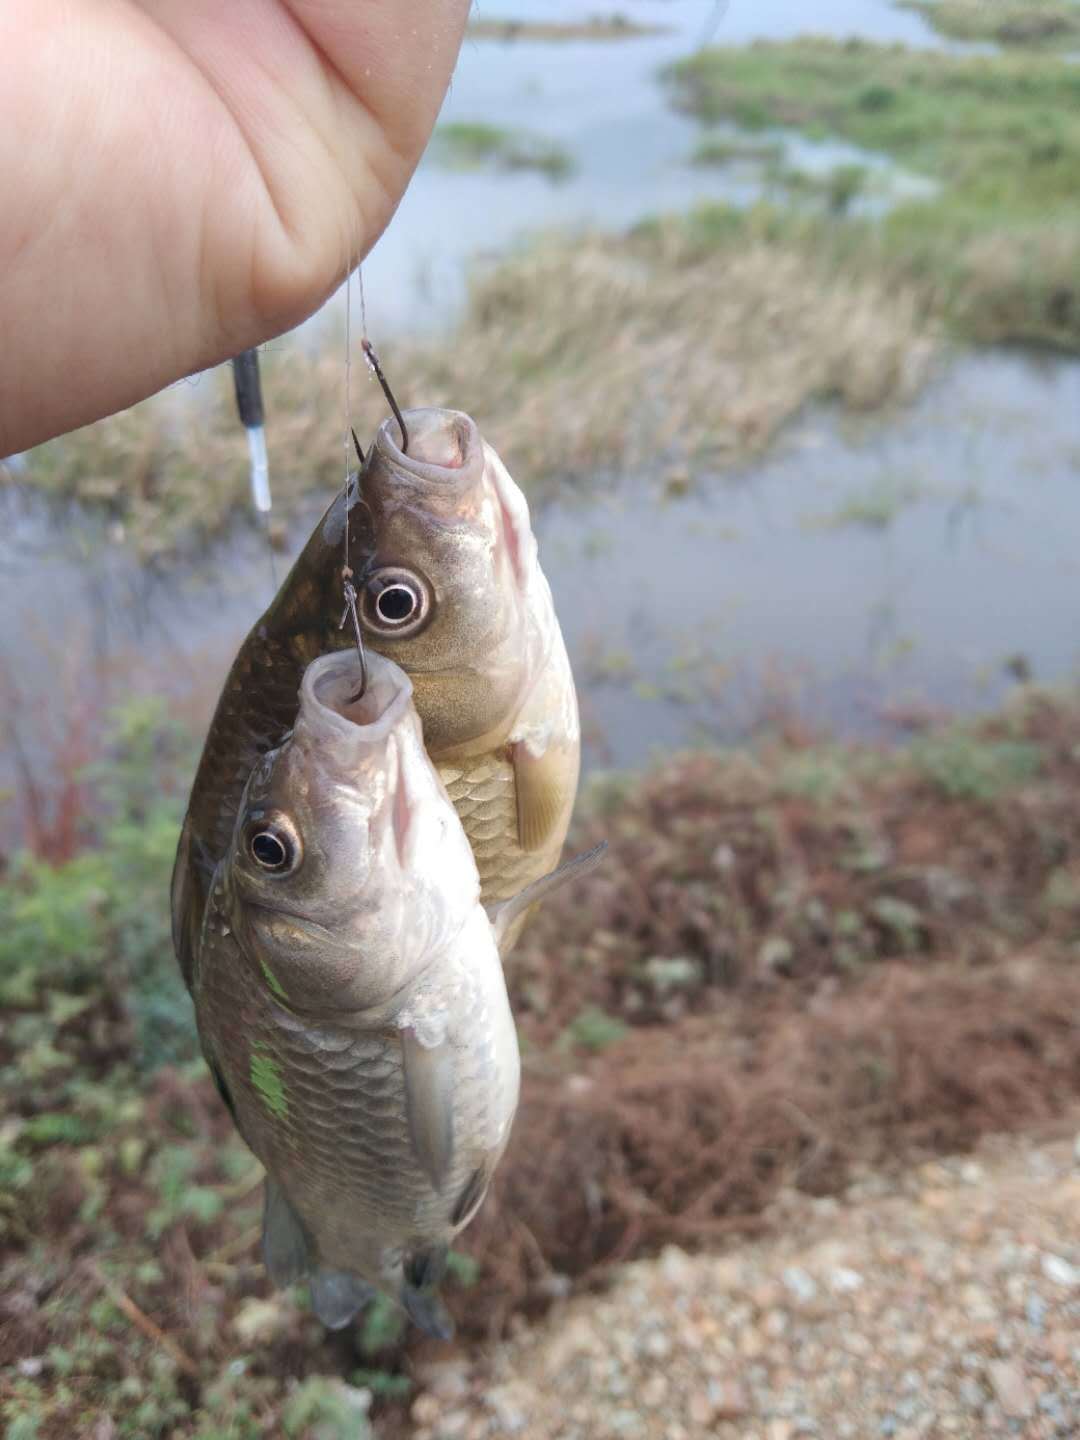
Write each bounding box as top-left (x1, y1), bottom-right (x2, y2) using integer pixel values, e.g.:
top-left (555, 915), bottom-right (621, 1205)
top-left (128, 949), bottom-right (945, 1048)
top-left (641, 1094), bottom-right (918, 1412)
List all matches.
top-left (17, 223), bottom-right (936, 560)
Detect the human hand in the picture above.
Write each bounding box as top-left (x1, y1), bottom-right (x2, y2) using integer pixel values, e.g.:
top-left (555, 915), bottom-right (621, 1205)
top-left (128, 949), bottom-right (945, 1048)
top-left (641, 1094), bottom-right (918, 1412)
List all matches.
top-left (0, 0), bottom-right (470, 455)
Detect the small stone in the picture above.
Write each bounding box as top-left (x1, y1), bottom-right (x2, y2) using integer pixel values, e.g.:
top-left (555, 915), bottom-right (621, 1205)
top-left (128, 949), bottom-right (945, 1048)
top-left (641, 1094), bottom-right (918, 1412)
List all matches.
top-left (988, 1360), bottom-right (1032, 1419)
top-left (641, 1330), bottom-right (672, 1360)
top-left (412, 1395), bottom-right (441, 1426)
top-left (231, 1297), bottom-right (287, 1345)
top-left (687, 1390), bottom-right (714, 1425)
top-left (437, 1410), bottom-right (469, 1438)
top-left (959, 1376), bottom-right (986, 1411)
top-left (959, 1162), bottom-right (984, 1185)
top-left (17, 1357), bottom-right (44, 1378)
top-left (767, 1422), bottom-right (794, 1440)
top-left (1026, 1294), bottom-right (1047, 1330)
top-left (1041, 1253), bottom-right (1079, 1287)
top-left (739, 1327), bottom-right (765, 1358)
top-left (641, 1374), bottom-right (668, 1409)
top-left (830, 1267), bottom-right (864, 1295)
top-left (660, 1246), bottom-right (695, 1285)
top-left (486, 1382), bottom-right (534, 1432)
top-left (708, 1379), bottom-right (751, 1420)
top-left (416, 1362), bottom-right (469, 1403)
top-left (782, 1267), bottom-right (818, 1304)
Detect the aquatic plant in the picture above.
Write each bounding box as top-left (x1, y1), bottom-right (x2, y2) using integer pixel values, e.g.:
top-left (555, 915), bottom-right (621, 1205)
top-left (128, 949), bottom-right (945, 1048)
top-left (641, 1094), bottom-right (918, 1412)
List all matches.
top-left (431, 122), bottom-right (575, 179)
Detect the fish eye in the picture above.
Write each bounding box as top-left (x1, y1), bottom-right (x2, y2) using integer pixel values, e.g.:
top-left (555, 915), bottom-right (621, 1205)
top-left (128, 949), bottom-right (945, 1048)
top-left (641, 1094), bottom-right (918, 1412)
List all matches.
top-left (376, 585), bottom-right (417, 623)
top-left (247, 818), bottom-right (301, 874)
top-left (361, 567), bottom-right (432, 638)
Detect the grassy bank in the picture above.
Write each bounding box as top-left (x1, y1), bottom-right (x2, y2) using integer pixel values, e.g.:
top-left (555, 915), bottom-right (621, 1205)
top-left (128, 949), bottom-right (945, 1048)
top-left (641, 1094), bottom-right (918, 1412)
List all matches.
top-left (664, 39), bottom-right (1080, 351)
top-left (3, 689), bottom-right (1080, 1435)
top-left (899, 0), bottom-right (1080, 49)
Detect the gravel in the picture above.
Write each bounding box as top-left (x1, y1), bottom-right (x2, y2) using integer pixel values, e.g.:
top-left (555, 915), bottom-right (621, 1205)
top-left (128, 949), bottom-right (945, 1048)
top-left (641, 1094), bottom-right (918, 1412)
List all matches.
top-left (407, 1126), bottom-right (1080, 1440)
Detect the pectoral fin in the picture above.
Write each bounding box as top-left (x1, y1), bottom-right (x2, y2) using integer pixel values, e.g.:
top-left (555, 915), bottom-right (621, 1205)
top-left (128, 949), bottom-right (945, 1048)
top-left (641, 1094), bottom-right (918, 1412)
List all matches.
top-left (511, 742), bottom-right (576, 853)
top-left (310, 1270), bottom-right (374, 1330)
top-left (262, 1176), bottom-right (310, 1288)
top-left (401, 1027), bottom-right (455, 1193)
top-left (487, 842), bottom-right (608, 948)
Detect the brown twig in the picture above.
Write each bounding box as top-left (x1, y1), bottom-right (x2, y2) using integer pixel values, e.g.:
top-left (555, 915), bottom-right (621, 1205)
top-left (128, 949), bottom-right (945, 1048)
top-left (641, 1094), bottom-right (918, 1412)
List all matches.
top-left (85, 1261), bottom-right (198, 1378)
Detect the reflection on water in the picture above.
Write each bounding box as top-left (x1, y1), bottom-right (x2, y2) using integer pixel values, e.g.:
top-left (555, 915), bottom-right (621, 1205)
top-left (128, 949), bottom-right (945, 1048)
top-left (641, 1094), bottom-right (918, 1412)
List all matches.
top-left (3, 350), bottom-right (1077, 801)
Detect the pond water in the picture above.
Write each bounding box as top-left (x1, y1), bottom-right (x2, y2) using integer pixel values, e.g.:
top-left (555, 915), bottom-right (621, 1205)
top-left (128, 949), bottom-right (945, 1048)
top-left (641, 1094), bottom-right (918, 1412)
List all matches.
top-left (338, 0), bottom-right (953, 335)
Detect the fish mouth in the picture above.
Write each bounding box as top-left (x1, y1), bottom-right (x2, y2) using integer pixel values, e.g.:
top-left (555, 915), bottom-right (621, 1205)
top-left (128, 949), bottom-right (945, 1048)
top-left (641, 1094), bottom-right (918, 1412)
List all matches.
top-left (374, 409), bottom-right (483, 488)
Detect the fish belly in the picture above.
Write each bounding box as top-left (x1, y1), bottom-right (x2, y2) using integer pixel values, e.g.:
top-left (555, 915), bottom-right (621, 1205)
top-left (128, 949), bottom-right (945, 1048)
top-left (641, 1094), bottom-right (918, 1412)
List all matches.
top-left (197, 934), bottom-right (504, 1284)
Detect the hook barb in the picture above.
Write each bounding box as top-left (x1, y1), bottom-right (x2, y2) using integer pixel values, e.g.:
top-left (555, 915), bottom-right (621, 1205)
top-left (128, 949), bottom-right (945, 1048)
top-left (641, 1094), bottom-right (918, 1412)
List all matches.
top-left (361, 338), bottom-right (409, 454)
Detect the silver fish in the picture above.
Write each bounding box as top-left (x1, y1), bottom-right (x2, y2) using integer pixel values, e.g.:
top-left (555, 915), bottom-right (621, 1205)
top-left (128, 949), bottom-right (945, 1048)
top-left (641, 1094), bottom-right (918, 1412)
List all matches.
top-left (192, 648), bottom-right (598, 1334)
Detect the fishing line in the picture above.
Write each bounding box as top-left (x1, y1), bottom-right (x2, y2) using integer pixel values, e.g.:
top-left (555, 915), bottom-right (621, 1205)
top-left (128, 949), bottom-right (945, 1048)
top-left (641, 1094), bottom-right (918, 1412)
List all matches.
top-left (339, 263), bottom-right (369, 698)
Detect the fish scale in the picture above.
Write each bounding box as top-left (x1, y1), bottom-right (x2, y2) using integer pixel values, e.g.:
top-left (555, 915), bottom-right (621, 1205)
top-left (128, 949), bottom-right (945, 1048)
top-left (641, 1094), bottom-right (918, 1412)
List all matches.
top-left (198, 889), bottom-right (506, 1274)
top-left (440, 753), bottom-right (564, 903)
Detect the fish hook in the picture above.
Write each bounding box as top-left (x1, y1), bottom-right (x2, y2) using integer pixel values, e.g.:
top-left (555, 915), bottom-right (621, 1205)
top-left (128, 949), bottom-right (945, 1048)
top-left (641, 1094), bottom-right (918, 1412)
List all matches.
top-left (361, 339), bottom-right (409, 454)
top-left (339, 572), bottom-right (369, 701)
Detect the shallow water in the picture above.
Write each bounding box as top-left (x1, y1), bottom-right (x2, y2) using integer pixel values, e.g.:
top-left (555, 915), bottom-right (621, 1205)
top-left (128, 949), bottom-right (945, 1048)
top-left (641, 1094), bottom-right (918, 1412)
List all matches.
top-left (4, 6), bottom-right (1074, 821)
top-left (3, 349), bottom-right (1077, 801)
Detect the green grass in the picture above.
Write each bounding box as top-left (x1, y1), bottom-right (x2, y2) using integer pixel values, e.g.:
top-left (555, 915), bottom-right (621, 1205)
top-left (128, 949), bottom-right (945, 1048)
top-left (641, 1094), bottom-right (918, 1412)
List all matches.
top-left (899, 0), bottom-right (1080, 49)
top-left (663, 39), bottom-right (1080, 350)
top-left (692, 136), bottom-right (785, 166)
top-left (432, 122), bottom-right (575, 179)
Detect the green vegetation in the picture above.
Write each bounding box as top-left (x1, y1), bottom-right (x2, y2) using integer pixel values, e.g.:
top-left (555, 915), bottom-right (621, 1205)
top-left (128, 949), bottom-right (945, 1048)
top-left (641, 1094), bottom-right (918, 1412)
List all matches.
top-left (664, 39), bottom-right (1080, 351)
top-left (691, 135), bottom-right (785, 166)
top-left (467, 14), bottom-right (665, 42)
top-left (432, 121), bottom-right (574, 179)
top-left (912, 730), bottom-right (1044, 800)
top-left (899, 0), bottom-right (1080, 49)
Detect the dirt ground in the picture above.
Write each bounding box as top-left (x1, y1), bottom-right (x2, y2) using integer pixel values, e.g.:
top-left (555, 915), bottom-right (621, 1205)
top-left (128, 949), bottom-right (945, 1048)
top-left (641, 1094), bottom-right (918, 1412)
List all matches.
top-left (404, 1123), bottom-right (1080, 1440)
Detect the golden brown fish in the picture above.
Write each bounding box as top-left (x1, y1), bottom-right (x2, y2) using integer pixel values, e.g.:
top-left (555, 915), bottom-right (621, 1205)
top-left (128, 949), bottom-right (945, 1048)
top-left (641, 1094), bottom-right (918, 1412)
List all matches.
top-left (172, 407), bottom-right (579, 987)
